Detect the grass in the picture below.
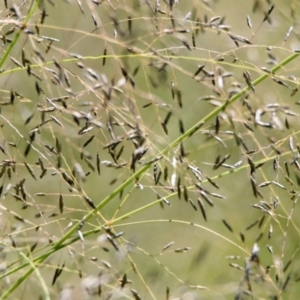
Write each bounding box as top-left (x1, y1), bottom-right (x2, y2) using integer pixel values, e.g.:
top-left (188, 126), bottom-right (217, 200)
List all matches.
top-left (1, 0), bottom-right (300, 299)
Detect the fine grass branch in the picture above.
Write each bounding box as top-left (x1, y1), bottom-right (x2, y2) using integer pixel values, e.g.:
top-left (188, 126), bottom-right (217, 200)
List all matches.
top-left (0, 0), bottom-right (41, 70)
top-left (51, 50), bottom-right (300, 250)
top-left (0, 49), bottom-right (299, 299)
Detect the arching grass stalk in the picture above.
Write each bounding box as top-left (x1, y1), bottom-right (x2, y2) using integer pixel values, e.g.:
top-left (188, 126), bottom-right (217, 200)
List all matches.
top-left (0, 147), bottom-right (290, 291)
top-left (19, 252), bottom-right (50, 300)
top-left (0, 51), bottom-right (299, 299)
top-left (0, 147), bottom-right (294, 284)
top-left (0, 0), bottom-right (41, 70)
top-left (51, 51), bottom-right (299, 249)
top-left (110, 155), bottom-right (293, 225)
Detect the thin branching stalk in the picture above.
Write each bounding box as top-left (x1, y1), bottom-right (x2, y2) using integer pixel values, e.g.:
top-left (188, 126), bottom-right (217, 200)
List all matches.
top-left (1, 50), bottom-right (298, 299)
top-left (0, 0), bottom-right (41, 69)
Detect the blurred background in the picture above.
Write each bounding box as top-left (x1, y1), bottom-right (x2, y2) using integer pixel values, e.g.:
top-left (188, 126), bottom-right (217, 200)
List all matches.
top-left (1, 0), bottom-right (300, 299)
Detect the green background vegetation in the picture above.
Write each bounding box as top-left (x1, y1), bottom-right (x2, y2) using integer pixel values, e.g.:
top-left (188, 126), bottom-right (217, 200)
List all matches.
top-left (1, 0), bottom-right (300, 299)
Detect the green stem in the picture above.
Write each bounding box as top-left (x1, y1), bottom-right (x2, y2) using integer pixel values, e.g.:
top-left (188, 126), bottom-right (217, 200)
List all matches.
top-left (0, 0), bottom-right (41, 70)
top-left (53, 52), bottom-right (299, 250)
top-left (19, 252), bottom-right (50, 300)
top-left (110, 150), bottom-right (293, 225)
top-left (1, 50), bottom-right (298, 298)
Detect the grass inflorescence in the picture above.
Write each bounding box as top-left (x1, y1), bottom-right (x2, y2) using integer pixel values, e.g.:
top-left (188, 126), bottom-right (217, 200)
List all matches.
top-left (1, 0), bottom-right (300, 299)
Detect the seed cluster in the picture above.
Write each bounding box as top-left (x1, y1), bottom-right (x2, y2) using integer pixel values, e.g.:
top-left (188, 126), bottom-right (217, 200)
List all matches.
top-left (0, 0), bottom-right (300, 299)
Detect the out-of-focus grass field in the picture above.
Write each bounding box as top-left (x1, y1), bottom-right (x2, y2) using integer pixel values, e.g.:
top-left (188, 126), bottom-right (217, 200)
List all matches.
top-left (1, 0), bottom-right (300, 299)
